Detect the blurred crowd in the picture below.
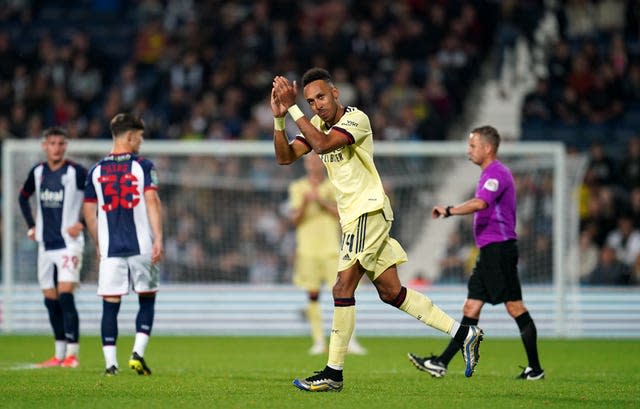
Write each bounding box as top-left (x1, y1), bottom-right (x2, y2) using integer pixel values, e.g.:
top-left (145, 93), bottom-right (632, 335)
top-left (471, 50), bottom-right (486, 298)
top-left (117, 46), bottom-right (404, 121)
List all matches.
top-left (517, 0), bottom-right (640, 285)
top-left (572, 138), bottom-right (640, 285)
top-left (520, 0), bottom-right (640, 154)
top-left (0, 0), bottom-right (501, 143)
top-left (157, 156), bottom-right (297, 284)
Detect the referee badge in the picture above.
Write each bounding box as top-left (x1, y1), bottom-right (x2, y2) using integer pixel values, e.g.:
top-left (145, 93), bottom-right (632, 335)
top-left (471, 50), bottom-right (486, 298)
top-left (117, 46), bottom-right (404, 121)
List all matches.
top-left (483, 178), bottom-right (499, 192)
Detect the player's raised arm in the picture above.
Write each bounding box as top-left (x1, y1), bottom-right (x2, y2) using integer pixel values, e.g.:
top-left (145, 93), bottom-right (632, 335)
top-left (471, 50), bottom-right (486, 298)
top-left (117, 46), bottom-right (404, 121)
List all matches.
top-left (273, 74), bottom-right (352, 154)
top-left (271, 79), bottom-right (309, 165)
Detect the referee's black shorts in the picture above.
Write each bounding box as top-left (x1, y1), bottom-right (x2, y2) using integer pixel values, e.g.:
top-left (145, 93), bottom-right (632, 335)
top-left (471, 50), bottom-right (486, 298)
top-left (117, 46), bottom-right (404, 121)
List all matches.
top-left (467, 239), bottom-right (522, 305)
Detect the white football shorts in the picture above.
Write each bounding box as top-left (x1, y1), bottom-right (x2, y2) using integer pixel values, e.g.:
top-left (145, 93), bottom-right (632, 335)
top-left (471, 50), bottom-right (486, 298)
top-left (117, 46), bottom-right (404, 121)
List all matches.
top-left (97, 254), bottom-right (159, 296)
top-left (38, 243), bottom-right (83, 289)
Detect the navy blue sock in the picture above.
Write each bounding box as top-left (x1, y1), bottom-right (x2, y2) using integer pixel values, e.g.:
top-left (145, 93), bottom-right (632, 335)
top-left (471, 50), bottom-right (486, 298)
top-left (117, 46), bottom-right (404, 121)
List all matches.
top-left (101, 300), bottom-right (121, 346)
top-left (136, 295), bottom-right (156, 335)
top-left (44, 298), bottom-right (65, 341)
top-left (58, 292), bottom-right (79, 343)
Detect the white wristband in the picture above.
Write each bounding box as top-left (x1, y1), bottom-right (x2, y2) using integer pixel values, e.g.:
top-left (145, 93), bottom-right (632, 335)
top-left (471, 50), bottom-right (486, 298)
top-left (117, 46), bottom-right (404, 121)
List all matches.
top-left (288, 105), bottom-right (304, 121)
top-left (274, 117), bottom-right (285, 131)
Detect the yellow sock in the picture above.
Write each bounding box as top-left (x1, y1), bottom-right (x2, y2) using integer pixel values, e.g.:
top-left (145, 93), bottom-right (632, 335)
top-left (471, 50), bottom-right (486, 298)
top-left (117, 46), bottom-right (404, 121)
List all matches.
top-left (399, 288), bottom-right (455, 334)
top-left (327, 305), bottom-right (355, 369)
top-left (307, 300), bottom-right (324, 345)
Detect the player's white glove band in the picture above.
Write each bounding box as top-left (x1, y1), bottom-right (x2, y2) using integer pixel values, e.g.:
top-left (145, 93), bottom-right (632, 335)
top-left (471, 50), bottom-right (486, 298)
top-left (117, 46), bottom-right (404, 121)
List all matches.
top-left (288, 105), bottom-right (304, 121)
top-left (274, 116), bottom-right (285, 131)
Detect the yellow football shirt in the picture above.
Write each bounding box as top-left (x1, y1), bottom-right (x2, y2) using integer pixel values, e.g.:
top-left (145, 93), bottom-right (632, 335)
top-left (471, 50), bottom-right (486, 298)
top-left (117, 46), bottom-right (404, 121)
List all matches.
top-left (305, 106), bottom-right (391, 224)
top-left (289, 177), bottom-right (340, 257)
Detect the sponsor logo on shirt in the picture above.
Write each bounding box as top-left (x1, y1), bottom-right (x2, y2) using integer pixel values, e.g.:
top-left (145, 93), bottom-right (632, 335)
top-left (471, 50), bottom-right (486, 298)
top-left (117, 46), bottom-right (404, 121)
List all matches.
top-left (105, 153), bottom-right (132, 162)
top-left (321, 150), bottom-right (344, 163)
top-left (483, 178), bottom-right (499, 192)
top-left (40, 188), bottom-right (64, 207)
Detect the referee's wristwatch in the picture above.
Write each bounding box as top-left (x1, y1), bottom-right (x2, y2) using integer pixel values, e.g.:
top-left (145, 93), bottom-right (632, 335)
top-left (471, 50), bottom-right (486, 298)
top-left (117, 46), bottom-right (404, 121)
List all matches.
top-left (445, 206), bottom-right (453, 217)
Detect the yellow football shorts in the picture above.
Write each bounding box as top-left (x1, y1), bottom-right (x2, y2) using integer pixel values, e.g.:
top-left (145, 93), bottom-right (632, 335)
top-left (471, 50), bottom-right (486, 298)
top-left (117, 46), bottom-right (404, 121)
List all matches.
top-left (338, 208), bottom-right (408, 281)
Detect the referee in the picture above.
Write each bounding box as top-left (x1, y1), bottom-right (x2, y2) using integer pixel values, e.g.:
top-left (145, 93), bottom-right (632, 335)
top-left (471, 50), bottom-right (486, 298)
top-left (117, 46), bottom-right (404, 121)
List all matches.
top-left (408, 125), bottom-right (544, 380)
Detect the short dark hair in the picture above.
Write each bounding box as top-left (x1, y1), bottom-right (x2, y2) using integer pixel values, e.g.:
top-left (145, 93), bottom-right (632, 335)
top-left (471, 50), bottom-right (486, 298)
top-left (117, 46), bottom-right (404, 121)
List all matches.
top-left (110, 113), bottom-right (145, 138)
top-left (42, 126), bottom-right (68, 140)
top-left (471, 125), bottom-right (500, 152)
top-left (302, 67), bottom-right (333, 87)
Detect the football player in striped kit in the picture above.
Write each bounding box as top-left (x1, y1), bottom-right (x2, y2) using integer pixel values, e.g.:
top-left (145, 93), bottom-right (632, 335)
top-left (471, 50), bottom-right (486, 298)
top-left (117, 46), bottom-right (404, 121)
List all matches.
top-left (83, 113), bottom-right (164, 376)
top-left (19, 126), bottom-right (87, 368)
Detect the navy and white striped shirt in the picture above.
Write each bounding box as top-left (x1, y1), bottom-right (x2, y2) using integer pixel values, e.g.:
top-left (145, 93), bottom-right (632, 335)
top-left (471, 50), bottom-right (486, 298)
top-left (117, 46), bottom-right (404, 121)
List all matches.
top-left (84, 152), bottom-right (158, 258)
top-left (19, 160), bottom-right (87, 250)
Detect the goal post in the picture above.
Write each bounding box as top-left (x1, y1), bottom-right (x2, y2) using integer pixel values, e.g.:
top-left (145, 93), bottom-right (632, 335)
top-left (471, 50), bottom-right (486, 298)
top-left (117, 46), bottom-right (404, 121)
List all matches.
top-left (2, 139), bottom-right (586, 334)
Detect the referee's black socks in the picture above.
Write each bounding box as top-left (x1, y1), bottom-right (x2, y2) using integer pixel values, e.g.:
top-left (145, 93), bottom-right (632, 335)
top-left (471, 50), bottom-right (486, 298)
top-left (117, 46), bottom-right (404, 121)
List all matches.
top-left (516, 311), bottom-right (542, 371)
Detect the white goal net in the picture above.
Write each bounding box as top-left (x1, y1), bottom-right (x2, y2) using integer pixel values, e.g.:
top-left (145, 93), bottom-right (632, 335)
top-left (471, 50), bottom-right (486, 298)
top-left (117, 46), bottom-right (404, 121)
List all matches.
top-left (2, 139), bottom-right (585, 292)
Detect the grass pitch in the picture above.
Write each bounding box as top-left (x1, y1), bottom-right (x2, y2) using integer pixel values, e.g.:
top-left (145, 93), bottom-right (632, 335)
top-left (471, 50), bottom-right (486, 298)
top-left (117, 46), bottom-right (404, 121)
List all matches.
top-left (0, 336), bottom-right (638, 409)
